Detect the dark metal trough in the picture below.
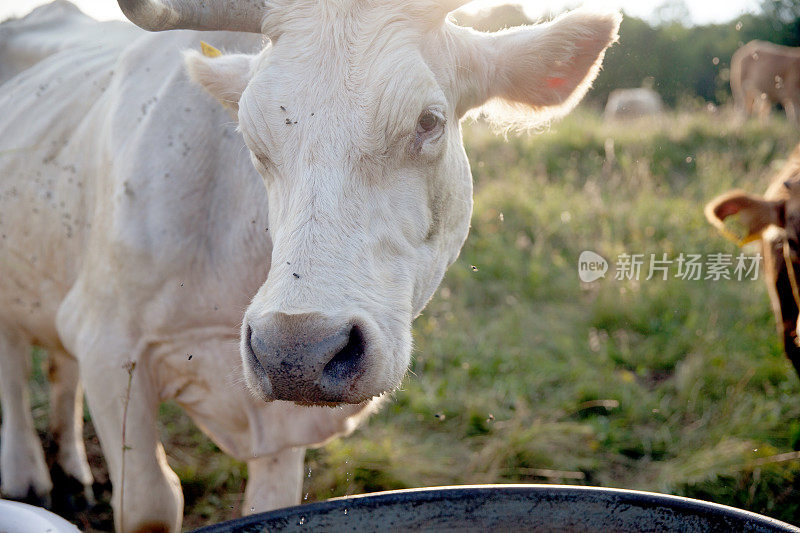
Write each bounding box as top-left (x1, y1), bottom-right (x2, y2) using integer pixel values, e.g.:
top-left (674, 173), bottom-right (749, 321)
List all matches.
top-left (192, 484), bottom-right (799, 532)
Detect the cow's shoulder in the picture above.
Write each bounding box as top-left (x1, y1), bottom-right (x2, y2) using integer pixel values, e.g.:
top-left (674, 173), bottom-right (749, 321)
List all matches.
top-left (98, 30), bottom-right (266, 259)
top-left (56, 31), bottom-right (271, 342)
top-left (0, 1), bottom-right (141, 85)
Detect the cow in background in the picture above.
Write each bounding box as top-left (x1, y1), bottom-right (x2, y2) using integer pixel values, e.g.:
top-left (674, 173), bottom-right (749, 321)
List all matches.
top-left (604, 86), bottom-right (663, 120)
top-left (706, 144), bottom-right (800, 378)
top-left (731, 40), bottom-right (800, 124)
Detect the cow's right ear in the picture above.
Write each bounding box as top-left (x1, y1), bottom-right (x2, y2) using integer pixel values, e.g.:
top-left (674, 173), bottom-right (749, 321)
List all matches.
top-left (705, 190), bottom-right (784, 245)
top-left (451, 9), bottom-right (620, 130)
top-left (184, 46), bottom-right (255, 116)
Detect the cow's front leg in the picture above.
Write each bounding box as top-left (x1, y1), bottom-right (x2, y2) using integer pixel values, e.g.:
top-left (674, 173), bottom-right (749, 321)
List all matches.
top-left (783, 98), bottom-right (800, 126)
top-left (47, 348), bottom-right (94, 505)
top-left (81, 354), bottom-right (182, 533)
top-left (244, 446), bottom-right (305, 514)
top-left (0, 324), bottom-right (52, 505)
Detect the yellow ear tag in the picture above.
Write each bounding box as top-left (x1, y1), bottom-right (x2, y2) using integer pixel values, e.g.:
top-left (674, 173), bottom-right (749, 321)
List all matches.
top-left (715, 218), bottom-right (757, 247)
top-left (739, 233), bottom-right (761, 246)
top-left (717, 226), bottom-right (745, 246)
top-left (200, 41), bottom-right (222, 58)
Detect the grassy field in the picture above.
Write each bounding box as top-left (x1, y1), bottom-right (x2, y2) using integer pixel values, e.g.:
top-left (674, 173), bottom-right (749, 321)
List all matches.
top-left (28, 108), bottom-right (800, 530)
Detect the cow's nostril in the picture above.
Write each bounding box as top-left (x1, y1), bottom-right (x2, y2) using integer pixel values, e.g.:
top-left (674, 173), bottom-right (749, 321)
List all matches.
top-left (246, 324), bottom-right (258, 357)
top-left (245, 324), bottom-right (267, 372)
top-left (323, 325), bottom-right (365, 381)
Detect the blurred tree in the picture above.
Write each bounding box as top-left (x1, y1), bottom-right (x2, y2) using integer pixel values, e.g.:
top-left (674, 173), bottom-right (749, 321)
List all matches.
top-left (653, 0), bottom-right (691, 26)
top-left (590, 8), bottom-right (800, 108)
top-left (453, 2), bottom-right (800, 109)
top-left (759, 0), bottom-right (800, 44)
top-left (590, 16), bottom-right (662, 105)
top-left (761, 0), bottom-right (800, 23)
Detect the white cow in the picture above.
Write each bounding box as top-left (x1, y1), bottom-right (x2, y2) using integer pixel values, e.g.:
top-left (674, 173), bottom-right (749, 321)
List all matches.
top-left (604, 87), bottom-right (663, 120)
top-left (0, 1), bottom-right (619, 531)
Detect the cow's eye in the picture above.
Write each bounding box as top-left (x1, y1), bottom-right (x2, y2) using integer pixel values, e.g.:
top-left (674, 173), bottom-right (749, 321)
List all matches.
top-left (414, 110), bottom-right (445, 152)
top-left (417, 111), bottom-right (439, 132)
top-left (416, 109), bottom-right (445, 136)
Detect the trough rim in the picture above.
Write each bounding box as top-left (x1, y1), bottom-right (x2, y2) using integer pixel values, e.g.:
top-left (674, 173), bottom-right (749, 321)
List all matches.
top-left (190, 483), bottom-right (800, 532)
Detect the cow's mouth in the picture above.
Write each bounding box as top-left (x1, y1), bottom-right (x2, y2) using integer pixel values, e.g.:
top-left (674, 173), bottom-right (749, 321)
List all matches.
top-left (241, 319), bottom-right (378, 406)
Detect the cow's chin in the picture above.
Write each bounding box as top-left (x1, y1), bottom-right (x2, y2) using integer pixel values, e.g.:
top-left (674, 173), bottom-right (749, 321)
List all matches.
top-left (239, 336), bottom-right (408, 406)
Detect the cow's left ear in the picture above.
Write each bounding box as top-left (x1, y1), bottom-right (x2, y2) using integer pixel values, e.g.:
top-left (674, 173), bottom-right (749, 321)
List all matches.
top-left (705, 190), bottom-right (785, 245)
top-left (453, 9), bottom-right (620, 127)
top-left (184, 46), bottom-right (256, 116)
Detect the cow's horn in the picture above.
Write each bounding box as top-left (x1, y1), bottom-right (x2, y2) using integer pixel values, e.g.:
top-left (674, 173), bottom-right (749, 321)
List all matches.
top-left (117, 0), bottom-right (267, 33)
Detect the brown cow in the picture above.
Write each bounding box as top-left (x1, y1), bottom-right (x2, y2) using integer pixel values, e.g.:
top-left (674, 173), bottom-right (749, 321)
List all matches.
top-left (705, 144), bottom-right (800, 378)
top-left (731, 40), bottom-right (800, 124)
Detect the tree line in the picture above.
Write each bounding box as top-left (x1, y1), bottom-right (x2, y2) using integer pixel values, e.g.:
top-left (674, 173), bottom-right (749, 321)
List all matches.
top-left (455, 0), bottom-right (800, 108)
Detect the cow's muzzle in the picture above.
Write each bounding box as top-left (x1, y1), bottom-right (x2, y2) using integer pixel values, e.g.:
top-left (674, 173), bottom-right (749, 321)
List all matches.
top-left (243, 312), bottom-right (370, 405)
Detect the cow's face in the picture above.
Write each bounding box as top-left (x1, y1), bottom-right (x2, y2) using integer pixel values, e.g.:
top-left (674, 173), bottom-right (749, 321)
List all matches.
top-left (186, 2), bottom-right (619, 405)
top-left (706, 165), bottom-right (800, 377)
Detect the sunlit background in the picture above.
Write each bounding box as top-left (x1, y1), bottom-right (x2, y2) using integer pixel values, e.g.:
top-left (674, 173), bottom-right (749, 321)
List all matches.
top-left (2, 0), bottom-right (762, 26)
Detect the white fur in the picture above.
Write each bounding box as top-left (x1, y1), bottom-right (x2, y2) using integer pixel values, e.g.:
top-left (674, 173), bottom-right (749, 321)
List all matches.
top-left (0, 1), bottom-right (618, 531)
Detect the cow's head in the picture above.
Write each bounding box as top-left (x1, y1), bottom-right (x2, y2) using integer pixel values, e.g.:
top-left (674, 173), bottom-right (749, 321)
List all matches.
top-left (705, 146), bottom-right (800, 377)
top-left (119, 0), bottom-right (620, 405)
top-left (705, 190), bottom-right (787, 247)
top-left (705, 145), bottom-right (800, 252)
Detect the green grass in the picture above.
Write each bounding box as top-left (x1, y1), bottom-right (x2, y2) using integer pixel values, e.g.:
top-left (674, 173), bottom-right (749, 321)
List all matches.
top-left (27, 108), bottom-right (800, 529)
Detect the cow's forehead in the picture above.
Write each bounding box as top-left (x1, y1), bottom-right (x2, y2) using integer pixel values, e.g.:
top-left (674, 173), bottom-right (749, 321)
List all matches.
top-left (240, 25), bottom-right (447, 161)
top-left (261, 0), bottom-right (440, 83)
top-left (260, 0), bottom-right (448, 82)
top-left (263, 0), bottom-right (443, 40)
